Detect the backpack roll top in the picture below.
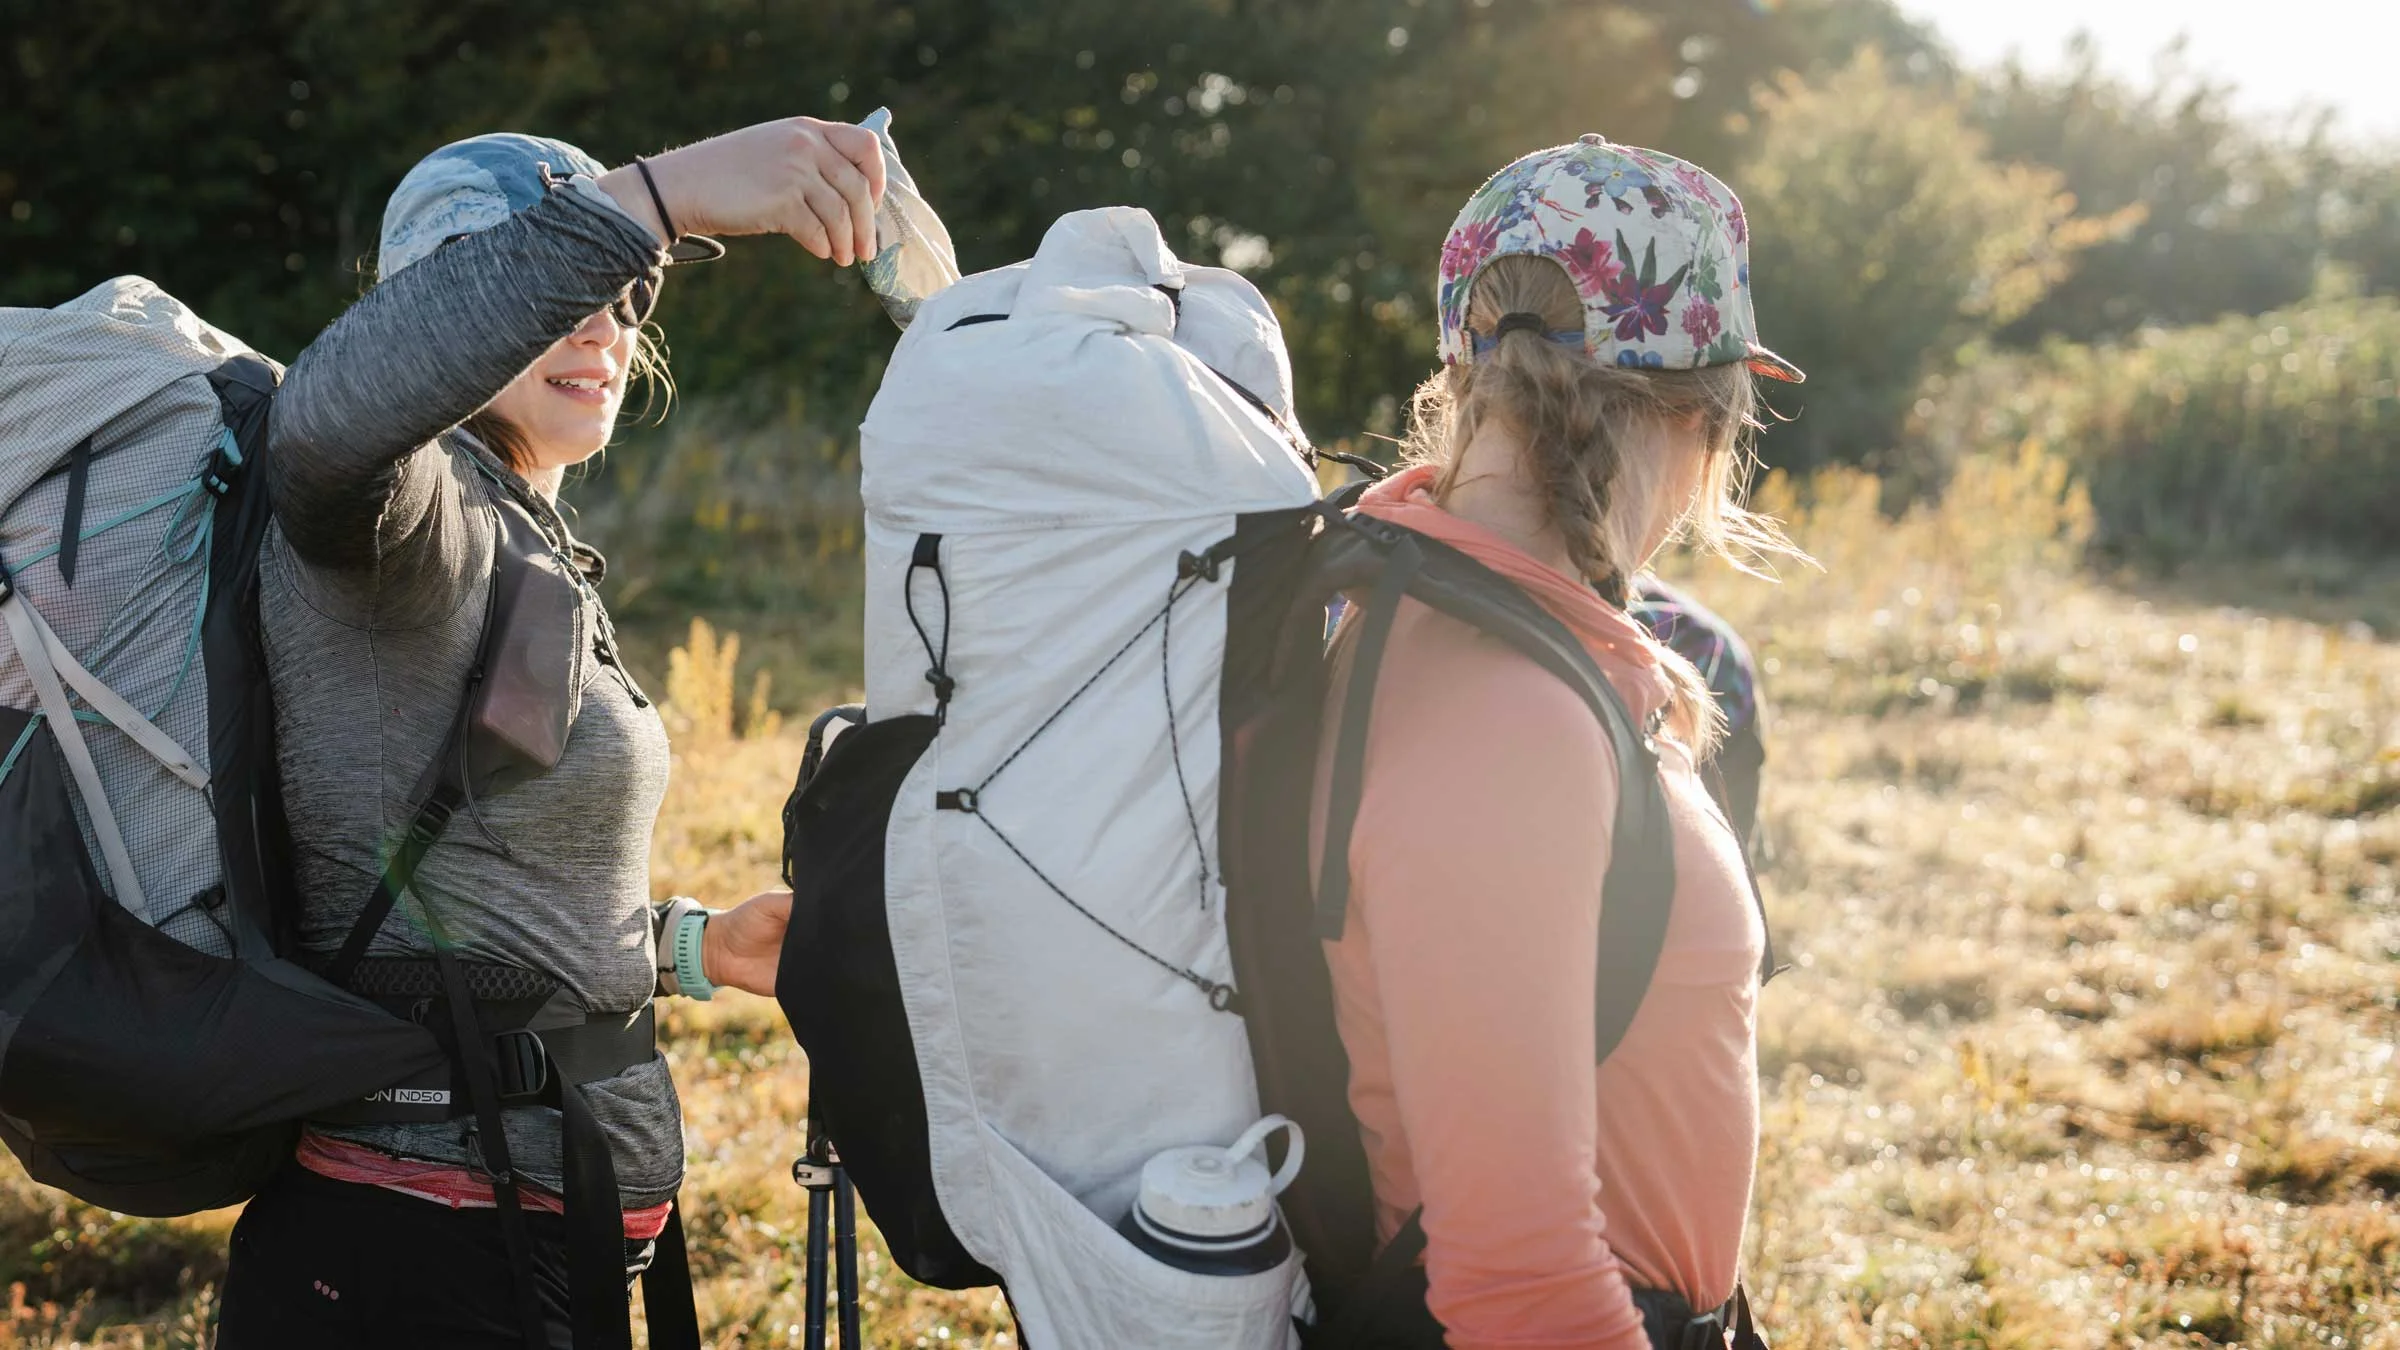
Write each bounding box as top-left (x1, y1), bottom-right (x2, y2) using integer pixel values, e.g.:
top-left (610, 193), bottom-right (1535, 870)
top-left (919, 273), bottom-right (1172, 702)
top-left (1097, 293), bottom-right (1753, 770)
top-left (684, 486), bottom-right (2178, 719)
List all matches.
top-left (782, 208), bottom-right (1321, 1348)
top-left (0, 278), bottom-right (447, 1217)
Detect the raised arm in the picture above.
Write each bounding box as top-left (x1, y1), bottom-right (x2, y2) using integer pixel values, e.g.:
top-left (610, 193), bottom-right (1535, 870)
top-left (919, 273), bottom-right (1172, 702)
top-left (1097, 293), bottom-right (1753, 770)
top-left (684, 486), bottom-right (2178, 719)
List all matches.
top-left (268, 115), bottom-right (887, 577)
top-left (268, 183), bottom-right (663, 571)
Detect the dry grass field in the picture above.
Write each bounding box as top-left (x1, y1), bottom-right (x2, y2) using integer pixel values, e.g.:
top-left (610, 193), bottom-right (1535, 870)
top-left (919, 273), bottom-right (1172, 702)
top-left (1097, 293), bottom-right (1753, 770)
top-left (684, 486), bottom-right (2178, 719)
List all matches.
top-left (5, 447), bottom-right (2394, 1348)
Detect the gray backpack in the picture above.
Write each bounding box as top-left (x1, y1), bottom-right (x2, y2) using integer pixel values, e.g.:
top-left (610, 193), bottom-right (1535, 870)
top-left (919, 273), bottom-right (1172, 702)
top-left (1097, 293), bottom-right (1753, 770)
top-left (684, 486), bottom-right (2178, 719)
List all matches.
top-left (0, 277), bottom-right (445, 1215)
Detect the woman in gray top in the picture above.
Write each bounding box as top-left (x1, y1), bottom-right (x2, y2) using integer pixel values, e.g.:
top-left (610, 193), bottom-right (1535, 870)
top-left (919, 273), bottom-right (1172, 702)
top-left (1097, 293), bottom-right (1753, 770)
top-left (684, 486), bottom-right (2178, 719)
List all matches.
top-left (215, 117), bottom-right (885, 1349)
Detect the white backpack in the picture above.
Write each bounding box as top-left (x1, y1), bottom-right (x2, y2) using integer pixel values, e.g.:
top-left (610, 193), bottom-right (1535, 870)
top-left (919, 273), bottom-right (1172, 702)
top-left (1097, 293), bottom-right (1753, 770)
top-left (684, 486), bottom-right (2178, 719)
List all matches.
top-left (780, 208), bottom-right (1320, 1348)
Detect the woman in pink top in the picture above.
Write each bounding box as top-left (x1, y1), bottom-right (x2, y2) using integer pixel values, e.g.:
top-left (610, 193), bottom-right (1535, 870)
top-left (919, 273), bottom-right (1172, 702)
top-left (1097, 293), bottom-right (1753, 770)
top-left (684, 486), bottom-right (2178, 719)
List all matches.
top-left (1318, 136), bottom-right (1805, 1350)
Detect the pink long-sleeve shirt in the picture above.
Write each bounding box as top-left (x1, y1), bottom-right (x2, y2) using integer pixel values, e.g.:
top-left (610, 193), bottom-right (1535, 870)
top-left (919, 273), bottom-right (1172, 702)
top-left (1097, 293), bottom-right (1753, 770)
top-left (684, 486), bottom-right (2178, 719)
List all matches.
top-left (1317, 467), bottom-right (1764, 1350)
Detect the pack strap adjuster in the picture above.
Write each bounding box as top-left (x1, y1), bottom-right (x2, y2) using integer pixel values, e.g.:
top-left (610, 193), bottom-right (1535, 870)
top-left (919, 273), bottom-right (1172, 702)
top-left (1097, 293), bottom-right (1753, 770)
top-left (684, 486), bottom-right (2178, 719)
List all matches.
top-left (199, 427), bottom-right (247, 498)
top-left (493, 1028), bottom-right (551, 1101)
top-left (407, 796), bottom-right (457, 846)
top-left (1175, 548), bottom-right (1223, 583)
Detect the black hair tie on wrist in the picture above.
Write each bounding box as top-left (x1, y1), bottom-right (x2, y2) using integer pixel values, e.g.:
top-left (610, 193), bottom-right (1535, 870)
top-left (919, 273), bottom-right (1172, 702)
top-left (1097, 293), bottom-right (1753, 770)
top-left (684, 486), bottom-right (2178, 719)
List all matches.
top-left (1491, 311), bottom-right (1548, 340)
top-left (633, 156), bottom-right (680, 243)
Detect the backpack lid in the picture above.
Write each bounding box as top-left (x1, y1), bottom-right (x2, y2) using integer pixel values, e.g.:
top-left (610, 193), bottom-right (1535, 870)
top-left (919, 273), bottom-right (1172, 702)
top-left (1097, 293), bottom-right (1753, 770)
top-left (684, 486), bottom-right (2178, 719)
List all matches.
top-left (859, 207), bottom-right (1315, 533)
top-left (0, 277), bottom-right (254, 509)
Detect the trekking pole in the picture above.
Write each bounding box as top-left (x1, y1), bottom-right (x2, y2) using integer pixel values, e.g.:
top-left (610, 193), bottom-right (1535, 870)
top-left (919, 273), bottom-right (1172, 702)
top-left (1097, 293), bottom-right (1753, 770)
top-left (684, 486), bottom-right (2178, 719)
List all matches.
top-left (834, 1166), bottom-right (862, 1348)
top-left (793, 1103), bottom-right (862, 1349)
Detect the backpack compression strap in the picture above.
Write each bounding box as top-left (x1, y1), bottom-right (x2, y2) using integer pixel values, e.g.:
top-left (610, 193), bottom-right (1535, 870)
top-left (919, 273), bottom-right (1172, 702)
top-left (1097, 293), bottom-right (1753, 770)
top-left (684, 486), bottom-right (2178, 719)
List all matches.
top-left (1306, 513), bottom-right (1677, 1066)
top-left (313, 501), bottom-right (698, 1350)
top-left (0, 544), bottom-right (213, 918)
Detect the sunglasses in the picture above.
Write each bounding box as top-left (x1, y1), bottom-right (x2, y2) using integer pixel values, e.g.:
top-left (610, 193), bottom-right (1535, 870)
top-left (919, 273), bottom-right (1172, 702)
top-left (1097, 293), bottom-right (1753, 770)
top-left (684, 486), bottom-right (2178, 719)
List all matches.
top-left (439, 232), bottom-right (659, 328)
top-left (613, 273), bottom-right (659, 328)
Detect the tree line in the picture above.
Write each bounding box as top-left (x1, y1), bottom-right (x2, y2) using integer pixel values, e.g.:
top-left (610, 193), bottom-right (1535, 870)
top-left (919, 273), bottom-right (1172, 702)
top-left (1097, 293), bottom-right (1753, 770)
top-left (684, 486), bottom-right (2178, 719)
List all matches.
top-left (7, 0), bottom-right (2396, 497)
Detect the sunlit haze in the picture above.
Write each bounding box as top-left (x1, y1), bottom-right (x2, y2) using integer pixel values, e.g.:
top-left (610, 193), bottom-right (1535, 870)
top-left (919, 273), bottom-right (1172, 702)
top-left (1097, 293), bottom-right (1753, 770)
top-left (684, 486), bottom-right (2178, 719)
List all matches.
top-left (1897, 0), bottom-right (2400, 141)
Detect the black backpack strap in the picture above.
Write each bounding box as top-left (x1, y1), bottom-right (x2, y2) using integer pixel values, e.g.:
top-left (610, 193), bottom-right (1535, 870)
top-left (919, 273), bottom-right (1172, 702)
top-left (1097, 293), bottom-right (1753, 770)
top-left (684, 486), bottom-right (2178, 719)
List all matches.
top-left (1312, 532), bottom-right (1421, 939)
top-left (1308, 518), bottom-right (1676, 1064)
top-left (313, 495), bottom-right (692, 1350)
top-left (55, 436), bottom-right (92, 587)
top-left (320, 537), bottom-right (500, 988)
top-left (641, 1203), bottom-right (703, 1350)
top-left (202, 354), bottom-right (289, 960)
top-left (555, 1075), bottom-right (636, 1350)
top-left (1305, 1207), bottom-right (1446, 1350)
top-left (422, 935), bottom-right (552, 1350)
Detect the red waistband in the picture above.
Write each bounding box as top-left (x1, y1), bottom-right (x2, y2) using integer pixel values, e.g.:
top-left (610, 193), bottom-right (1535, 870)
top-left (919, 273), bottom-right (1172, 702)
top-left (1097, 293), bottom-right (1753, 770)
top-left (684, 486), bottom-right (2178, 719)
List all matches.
top-left (296, 1130), bottom-right (673, 1241)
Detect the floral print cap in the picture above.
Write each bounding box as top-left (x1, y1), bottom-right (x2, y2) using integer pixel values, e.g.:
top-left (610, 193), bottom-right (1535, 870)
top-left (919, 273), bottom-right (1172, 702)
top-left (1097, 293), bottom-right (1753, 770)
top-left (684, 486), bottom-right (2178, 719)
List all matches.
top-left (1437, 134), bottom-right (1801, 382)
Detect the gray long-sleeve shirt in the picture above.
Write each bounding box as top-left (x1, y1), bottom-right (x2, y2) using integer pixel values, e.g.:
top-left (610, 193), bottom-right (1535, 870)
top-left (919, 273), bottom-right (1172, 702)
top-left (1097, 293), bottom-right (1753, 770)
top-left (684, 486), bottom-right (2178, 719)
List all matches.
top-left (262, 179), bottom-right (683, 1205)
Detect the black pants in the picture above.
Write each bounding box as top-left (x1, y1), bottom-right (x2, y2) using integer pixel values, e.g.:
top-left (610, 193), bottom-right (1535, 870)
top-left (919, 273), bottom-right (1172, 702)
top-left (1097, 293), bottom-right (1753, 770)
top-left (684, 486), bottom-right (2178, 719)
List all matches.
top-left (217, 1165), bottom-right (647, 1350)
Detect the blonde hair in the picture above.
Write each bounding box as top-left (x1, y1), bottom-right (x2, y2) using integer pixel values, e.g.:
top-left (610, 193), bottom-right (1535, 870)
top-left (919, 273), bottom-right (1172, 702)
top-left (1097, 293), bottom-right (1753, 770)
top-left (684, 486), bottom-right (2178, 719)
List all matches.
top-left (1399, 253), bottom-right (1801, 754)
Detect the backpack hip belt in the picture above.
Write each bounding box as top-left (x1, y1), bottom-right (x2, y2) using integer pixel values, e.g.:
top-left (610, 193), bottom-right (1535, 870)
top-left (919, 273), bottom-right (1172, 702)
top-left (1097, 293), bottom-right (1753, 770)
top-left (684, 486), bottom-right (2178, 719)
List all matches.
top-left (309, 957), bottom-right (658, 1127)
top-left (1631, 1283), bottom-right (1763, 1350)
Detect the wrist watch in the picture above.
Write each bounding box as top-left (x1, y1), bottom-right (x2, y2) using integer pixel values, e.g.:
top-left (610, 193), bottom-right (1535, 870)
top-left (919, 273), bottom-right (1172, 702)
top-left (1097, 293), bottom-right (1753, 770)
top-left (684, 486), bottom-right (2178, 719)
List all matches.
top-left (655, 896), bottom-right (717, 1000)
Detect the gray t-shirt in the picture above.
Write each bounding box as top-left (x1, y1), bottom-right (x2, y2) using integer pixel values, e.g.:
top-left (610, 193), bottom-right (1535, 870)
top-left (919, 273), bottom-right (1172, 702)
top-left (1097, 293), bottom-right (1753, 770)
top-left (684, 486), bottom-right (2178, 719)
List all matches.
top-left (262, 180), bottom-right (683, 1206)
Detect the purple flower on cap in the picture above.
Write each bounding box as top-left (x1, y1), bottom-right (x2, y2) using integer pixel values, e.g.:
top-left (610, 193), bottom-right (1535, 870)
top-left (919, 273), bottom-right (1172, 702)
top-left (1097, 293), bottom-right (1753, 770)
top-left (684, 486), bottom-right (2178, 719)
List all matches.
top-left (1682, 297), bottom-right (1723, 347)
top-left (1435, 134), bottom-right (1801, 383)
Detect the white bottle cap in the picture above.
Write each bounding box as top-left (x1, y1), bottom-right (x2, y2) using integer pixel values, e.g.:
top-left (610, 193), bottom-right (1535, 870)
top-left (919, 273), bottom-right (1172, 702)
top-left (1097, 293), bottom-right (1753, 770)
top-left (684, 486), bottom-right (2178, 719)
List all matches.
top-left (1131, 1116), bottom-right (1304, 1252)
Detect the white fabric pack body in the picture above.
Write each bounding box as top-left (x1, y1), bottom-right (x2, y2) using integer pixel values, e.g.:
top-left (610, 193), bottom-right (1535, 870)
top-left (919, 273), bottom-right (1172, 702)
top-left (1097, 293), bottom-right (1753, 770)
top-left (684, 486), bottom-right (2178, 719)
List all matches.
top-left (857, 208), bottom-right (1319, 1348)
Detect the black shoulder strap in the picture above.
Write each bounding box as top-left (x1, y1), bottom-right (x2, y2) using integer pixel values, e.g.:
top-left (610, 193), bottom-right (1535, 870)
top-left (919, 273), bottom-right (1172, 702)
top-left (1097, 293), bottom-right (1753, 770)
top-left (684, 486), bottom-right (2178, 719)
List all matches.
top-left (202, 354), bottom-right (289, 961)
top-left (1305, 1207), bottom-right (1446, 1350)
top-left (313, 498), bottom-right (694, 1350)
top-left (321, 512), bottom-right (505, 988)
top-left (1306, 515), bottom-right (1677, 1065)
top-left (1311, 533), bottom-right (1420, 940)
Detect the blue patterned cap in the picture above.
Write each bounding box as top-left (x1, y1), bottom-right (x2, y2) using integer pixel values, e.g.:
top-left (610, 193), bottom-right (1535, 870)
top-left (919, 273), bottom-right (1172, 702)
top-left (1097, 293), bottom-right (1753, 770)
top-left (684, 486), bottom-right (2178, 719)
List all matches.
top-left (378, 133), bottom-right (721, 280)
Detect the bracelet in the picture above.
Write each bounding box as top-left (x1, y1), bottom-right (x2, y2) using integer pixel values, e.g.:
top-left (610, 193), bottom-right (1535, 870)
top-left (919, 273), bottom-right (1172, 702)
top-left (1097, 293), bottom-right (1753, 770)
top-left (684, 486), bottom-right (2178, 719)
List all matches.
top-left (633, 156), bottom-right (680, 243)
top-left (672, 909), bottom-right (716, 1001)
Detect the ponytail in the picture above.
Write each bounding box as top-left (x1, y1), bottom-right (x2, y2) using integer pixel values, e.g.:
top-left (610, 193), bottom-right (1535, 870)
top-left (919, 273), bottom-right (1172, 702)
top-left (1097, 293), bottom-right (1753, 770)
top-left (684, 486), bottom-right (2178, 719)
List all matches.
top-left (1399, 253), bottom-right (1802, 756)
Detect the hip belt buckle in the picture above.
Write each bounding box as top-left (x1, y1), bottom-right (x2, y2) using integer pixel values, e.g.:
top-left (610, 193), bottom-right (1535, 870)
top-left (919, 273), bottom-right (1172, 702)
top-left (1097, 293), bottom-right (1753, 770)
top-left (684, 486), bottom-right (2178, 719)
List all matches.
top-left (493, 1027), bottom-right (550, 1101)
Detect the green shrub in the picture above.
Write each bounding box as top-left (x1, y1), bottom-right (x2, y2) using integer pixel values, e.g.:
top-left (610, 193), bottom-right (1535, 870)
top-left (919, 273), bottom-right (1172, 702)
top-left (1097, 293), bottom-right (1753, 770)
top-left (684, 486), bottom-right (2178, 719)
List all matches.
top-left (1738, 49), bottom-right (2124, 474)
top-left (2032, 295), bottom-right (2400, 561)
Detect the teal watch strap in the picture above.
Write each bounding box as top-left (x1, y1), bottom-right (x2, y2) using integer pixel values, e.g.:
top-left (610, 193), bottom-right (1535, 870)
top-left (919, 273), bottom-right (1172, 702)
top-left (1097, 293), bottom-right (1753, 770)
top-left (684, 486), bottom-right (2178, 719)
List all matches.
top-left (672, 910), bottom-right (716, 1001)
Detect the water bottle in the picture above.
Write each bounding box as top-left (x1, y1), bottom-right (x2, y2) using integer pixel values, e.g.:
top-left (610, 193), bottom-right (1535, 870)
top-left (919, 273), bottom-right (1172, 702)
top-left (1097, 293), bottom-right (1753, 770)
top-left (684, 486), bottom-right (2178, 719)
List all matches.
top-left (1116, 1116), bottom-right (1305, 1276)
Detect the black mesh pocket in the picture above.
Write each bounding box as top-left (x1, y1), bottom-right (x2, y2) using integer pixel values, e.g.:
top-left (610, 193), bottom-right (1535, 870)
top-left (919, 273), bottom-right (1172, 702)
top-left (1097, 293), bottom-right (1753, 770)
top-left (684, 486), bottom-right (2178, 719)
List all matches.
top-left (0, 705), bottom-right (447, 1216)
top-left (776, 712), bottom-right (996, 1290)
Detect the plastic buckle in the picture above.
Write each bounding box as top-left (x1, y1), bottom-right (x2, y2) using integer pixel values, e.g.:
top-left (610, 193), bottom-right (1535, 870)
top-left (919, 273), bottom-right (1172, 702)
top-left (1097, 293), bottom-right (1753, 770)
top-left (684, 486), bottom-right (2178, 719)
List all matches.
top-left (791, 1159), bottom-right (839, 1191)
top-left (1679, 1318), bottom-right (1725, 1350)
top-left (493, 1028), bottom-right (550, 1100)
top-left (407, 797), bottom-right (456, 847)
top-left (199, 429), bottom-right (246, 498)
top-left (1176, 549), bottom-right (1222, 583)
